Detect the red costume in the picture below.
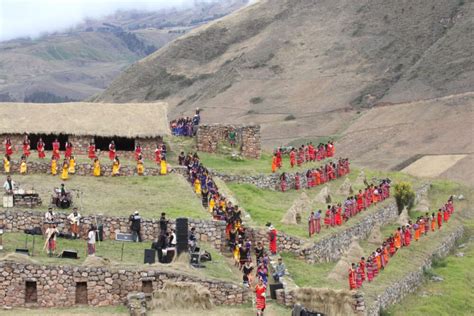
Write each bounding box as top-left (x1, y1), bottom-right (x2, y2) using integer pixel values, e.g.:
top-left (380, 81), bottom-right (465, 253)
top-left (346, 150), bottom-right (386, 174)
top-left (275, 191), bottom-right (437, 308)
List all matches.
top-left (37, 140), bottom-right (45, 159)
top-left (348, 267), bottom-right (356, 290)
top-left (289, 150), bottom-right (296, 168)
top-left (404, 229), bottom-right (411, 246)
top-left (437, 211), bottom-right (442, 229)
top-left (134, 145), bottom-right (142, 160)
top-left (108, 143), bottom-right (116, 161)
top-left (155, 148), bottom-right (161, 164)
top-left (268, 228), bottom-right (277, 255)
top-left (255, 283), bottom-right (266, 312)
top-left (65, 142), bottom-right (73, 159)
top-left (52, 140), bottom-right (60, 160)
top-left (23, 139), bottom-right (31, 157)
top-left (295, 174), bottom-right (300, 190)
top-left (5, 139), bottom-right (13, 156)
top-left (88, 144), bottom-right (96, 159)
top-left (275, 150), bottom-right (282, 168)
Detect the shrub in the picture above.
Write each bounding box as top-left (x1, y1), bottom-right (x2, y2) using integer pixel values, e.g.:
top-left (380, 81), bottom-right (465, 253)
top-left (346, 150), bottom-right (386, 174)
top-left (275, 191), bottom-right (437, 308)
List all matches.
top-left (284, 114), bottom-right (296, 121)
top-left (394, 182), bottom-right (415, 214)
top-left (250, 97), bottom-right (263, 104)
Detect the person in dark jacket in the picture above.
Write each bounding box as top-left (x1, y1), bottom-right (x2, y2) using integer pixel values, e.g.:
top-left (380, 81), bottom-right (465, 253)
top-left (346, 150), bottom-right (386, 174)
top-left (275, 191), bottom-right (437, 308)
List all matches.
top-left (129, 211), bottom-right (142, 242)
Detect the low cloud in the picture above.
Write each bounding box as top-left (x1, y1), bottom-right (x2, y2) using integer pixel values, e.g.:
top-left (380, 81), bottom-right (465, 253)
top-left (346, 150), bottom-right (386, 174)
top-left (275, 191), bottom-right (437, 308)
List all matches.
top-left (0, 0), bottom-right (220, 42)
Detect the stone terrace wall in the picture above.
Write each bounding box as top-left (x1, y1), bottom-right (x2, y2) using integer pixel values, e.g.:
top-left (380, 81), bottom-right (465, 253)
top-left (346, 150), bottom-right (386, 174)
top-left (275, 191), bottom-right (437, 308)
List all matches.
top-left (196, 124), bottom-right (261, 159)
top-left (366, 225), bottom-right (464, 315)
top-left (0, 209), bottom-right (226, 251)
top-left (0, 261), bottom-right (249, 308)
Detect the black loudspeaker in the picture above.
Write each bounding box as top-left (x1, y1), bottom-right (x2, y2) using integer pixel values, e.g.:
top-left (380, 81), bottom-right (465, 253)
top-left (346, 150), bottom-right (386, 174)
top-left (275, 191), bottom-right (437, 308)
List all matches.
top-left (190, 253), bottom-right (200, 265)
top-left (270, 283), bottom-right (284, 300)
top-left (176, 218), bottom-right (189, 255)
top-left (61, 250), bottom-right (78, 259)
top-left (165, 248), bottom-right (175, 263)
top-left (144, 249), bottom-right (156, 264)
top-left (15, 248), bottom-right (29, 255)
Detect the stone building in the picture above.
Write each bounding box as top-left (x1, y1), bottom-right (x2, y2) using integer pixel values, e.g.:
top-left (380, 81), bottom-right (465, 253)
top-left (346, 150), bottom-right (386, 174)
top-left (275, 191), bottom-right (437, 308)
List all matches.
top-left (196, 124), bottom-right (261, 158)
top-left (0, 102), bottom-right (169, 159)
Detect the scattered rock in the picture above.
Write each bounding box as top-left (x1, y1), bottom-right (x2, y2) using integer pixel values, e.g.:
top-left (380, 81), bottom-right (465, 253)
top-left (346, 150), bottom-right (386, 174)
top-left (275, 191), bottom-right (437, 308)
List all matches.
top-left (455, 252), bottom-right (464, 257)
top-left (458, 243), bottom-right (466, 249)
top-left (431, 276), bottom-right (444, 282)
top-left (457, 194), bottom-right (464, 200)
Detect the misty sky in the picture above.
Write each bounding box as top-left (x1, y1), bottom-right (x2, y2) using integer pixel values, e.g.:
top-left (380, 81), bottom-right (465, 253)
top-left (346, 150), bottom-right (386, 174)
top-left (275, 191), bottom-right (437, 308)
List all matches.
top-left (0, 0), bottom-right (213, 42)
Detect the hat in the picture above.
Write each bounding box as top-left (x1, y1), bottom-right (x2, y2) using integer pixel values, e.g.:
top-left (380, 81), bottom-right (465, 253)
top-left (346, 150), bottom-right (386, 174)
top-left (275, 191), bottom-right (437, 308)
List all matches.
top-left (134, 211), bottom-right (139, 215)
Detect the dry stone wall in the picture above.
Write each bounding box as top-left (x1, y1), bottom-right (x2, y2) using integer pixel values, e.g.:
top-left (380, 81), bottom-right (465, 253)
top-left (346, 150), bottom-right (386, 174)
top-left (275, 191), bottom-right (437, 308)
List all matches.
top-left (366, 225), bottom-right (464, 315)
top-left (196, 124), bottom-right (261, 159)
top-left (0, 261), bottom-right (249, 308)
top-left (0, 209), bottom-right (226, 251)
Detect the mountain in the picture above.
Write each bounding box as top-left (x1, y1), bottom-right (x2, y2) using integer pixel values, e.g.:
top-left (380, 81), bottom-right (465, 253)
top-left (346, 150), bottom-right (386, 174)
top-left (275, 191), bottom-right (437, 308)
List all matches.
top-left (0, 0), bottom-right (248, 102)
top-left (95, 0), bottom-right (473, 184)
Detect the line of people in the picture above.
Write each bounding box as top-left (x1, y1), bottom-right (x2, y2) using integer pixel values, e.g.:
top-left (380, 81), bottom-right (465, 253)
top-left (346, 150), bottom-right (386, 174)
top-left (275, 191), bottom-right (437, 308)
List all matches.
top-left (308, 179), bottom-right (391, 236)
top-left (279, 158), bottom-right (350, 192)
top-left (348, 196), bottom-right (455, 290)
top-left (271, 141), bottom-right (335, 172)
top-left (170, 109), bottom-right (201, 137)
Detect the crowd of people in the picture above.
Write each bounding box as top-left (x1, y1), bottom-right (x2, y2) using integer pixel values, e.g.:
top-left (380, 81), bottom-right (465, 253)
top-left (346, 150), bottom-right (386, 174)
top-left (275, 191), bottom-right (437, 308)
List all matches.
top-left (308, 179), bottom-right (391, 236)
top-left (348, 197), bottom-right (455, 290)
top-left (3, 136), bottom-right (169, 177)
top-left (170, 109), bottom-right (201, 137)
top-left (279, 157), bottom-right (350, 192)
top-left (271, 141), bottom-right (335, 172)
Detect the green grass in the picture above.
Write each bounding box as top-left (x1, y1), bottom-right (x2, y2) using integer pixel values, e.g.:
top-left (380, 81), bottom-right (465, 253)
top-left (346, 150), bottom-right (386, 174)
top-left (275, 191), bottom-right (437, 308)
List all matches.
top-left (280, 252), bottom-right (339, 288)
top-left (1, 233), bottom-right (239, 283)
top-left (6, 174), bottom-right (207, 220)
top-left (387, 224), bottom-right (474, 316)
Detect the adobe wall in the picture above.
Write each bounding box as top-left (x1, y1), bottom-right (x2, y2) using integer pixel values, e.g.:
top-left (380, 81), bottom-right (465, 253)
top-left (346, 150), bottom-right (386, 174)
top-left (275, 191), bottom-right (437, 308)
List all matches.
top-left (0, 261), bottom-right (249, 308)
top-left (0, 209), bottom-right (227, 251)
top-left (196, 124), bottom-right (261, 159)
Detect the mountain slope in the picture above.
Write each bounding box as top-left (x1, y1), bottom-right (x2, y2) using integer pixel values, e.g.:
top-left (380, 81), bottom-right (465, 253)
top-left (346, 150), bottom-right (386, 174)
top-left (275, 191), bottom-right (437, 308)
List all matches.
top-left (0, 0), bottom-right (247, 102)
top-left (96, 0), bottom-right (472, 146)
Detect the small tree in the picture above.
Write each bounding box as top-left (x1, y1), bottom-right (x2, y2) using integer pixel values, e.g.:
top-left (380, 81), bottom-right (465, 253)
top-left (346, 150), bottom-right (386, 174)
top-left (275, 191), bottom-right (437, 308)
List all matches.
top-left (394, 182), bottom-right (415, 215)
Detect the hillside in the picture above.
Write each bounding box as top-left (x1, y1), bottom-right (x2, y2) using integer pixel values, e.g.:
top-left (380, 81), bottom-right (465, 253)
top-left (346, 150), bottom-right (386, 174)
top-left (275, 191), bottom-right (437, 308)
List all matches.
top-left (0, 0), bottom-right (247, 102)
top-left (95, 0), bottom-right (473, 184)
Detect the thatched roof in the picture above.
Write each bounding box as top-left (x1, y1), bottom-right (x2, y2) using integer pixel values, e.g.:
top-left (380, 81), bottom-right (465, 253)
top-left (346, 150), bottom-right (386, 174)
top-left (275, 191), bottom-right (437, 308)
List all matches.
top-left (0, 102), bottom-right (169, 138)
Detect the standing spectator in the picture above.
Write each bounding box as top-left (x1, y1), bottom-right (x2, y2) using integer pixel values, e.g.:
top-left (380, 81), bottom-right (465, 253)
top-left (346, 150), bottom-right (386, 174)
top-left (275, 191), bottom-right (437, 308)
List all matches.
top-left (87, 225), bottom-right (96, 256)
top-left (129, 211), bottom-right (142, 242)
top-left (159, 212), bottom-right (168, 235)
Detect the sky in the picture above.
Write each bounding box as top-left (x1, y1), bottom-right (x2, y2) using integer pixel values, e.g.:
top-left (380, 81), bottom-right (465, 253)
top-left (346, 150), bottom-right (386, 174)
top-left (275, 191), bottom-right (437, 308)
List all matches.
top-left (0, 0), bottom-right (216, 41)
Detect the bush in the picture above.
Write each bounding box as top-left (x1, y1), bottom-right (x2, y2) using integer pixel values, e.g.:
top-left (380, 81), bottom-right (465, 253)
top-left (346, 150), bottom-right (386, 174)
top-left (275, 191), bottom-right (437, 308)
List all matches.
top-left (394, 182), bottom-right (415, 215)
top-left (250, 97), bottom-right (263, 104)
top-left (284, 114), bottom-right (296, 121)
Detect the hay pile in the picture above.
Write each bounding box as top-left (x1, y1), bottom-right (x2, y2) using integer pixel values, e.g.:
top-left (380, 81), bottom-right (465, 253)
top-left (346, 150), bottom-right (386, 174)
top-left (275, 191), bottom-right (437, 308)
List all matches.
top-left (81, 256), bottom-right (111, 267)
top-left (294, 287), bottom-right (356, 316)
top-left (282, 192), bottom-right (311, 224)
top-left (354, 170), bottom-right (366, 187)
top-left (398, 206), bottom-right (410, 226)
top-left (367, 225), bottom-right (383, 245)
top-left (314, 186), bottom-right (331, 204)
top-left (151, 281), bottom-right (214, 311)
top-left (337, 178), bottom-right (353, 196)
top-left (0, 252), bottom-right (38, 264)
top-left (328, 240), bottom-right (364, 282)
top-left (417, 197), bottom-right (430, 212)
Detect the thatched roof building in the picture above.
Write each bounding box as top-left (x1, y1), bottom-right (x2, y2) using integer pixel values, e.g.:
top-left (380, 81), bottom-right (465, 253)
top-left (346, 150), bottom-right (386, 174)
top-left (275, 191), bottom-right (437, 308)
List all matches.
top-left (0, 102), bottom-right (169, 137)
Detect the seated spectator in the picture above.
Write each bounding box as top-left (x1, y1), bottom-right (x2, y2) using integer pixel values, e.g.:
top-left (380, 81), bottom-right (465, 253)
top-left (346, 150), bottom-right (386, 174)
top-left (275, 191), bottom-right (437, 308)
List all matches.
top-left (272, 257), bottom-right (286, 282)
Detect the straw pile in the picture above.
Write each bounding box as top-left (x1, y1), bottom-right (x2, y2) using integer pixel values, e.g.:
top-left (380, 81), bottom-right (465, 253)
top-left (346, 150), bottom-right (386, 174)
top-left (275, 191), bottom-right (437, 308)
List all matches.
top-left (367, 225), bottom-right (383, 245)
top-left (328, 240), bottom-right (364, 282)
top-left (398, 206), bottom-right (410, 226)
top-left (314, 186), bottom-right (331, 204)
top-left (81, 255), bottom-right (111, 267)
top-left (354, 170), bottom-right (366, 187)
top-left (337, 178), bottom-right (353, 196)
top-left (0, 252), bottom-right (38, 264)
top-left (282, 192), bottom-right (311, 224)
top-left (151, 281), bottom-right (214, 311)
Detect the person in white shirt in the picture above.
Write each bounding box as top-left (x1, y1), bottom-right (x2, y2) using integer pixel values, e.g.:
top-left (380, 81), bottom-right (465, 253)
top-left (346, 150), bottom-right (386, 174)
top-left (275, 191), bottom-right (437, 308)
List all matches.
top-left (43, 224), bottom-right (59, 257)
top-left (87, 225), bottom-right (96, 256)
top-left (67, 208), bottom-right (81, 239)
top-left (3, 175), bottom-right (15, 193)
top-left (44, 208), bottom-right (56, 222)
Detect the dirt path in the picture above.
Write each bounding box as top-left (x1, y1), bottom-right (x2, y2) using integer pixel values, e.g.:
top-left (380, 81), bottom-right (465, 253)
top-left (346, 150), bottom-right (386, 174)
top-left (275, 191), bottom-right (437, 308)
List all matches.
top-left (401, 154), bottom-right (467, 178)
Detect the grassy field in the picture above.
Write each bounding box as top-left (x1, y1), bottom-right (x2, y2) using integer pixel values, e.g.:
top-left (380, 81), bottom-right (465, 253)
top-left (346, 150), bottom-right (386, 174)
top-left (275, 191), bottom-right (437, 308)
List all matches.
top-left (5, 174), bottom-right (207, 220)
top-left (1, 232), bottom-right (240, 283)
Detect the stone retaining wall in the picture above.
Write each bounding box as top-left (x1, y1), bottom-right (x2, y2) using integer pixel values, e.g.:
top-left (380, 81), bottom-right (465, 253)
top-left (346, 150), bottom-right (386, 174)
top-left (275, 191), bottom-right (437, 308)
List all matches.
top-left (196, 124), bottom-right (261, 159)
top-left (366, 225), bottom-right (465, 315)
top-left (0, 209), bottom-right (226, 251)
top-left (0, 261), bottom-right (248, 308)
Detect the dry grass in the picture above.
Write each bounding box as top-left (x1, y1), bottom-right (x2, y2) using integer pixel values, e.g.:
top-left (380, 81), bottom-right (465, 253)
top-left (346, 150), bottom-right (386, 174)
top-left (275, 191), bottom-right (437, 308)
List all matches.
top-left (0, 102), bottom-right (169, 137)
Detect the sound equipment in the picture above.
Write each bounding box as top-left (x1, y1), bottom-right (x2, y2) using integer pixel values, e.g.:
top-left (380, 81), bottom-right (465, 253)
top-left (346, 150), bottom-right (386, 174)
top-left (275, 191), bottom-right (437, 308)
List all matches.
top-left (61, 250), bottom-right (78, 259)
top-left (15, 248), bottom-right (29, 255)
top-left (97, 224), bottom-right (104, 242)
top-left (200, 250), bottom-right (212, 262)
top-left (176, 218), bottom-right (189, 255)
top-left (58, 232), bottom-right (73, 239)
top-left (269, 283), bottom-right (284, 300)
top-left (144, 249), bottom-right (156, 264)
top-left (190, 253), bottom-right (200, 266)
top-left (165, 248), bottom-right (175, 263)
top-left (301, 310), bottom-right (325, 316)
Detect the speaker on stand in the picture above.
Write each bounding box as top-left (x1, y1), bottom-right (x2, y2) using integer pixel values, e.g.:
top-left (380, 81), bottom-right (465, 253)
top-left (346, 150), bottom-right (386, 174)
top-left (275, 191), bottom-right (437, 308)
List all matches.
top-left (175, 218), bottom-right (188, 255)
